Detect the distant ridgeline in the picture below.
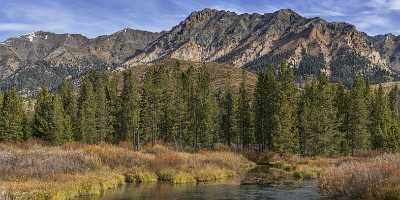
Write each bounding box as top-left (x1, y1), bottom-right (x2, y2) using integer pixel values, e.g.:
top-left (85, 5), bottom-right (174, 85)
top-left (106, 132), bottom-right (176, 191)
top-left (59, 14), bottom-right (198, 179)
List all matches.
top-left (2, 9), bottom-right (400, 94)
top-left (0, 60), bottom-right (399, 156)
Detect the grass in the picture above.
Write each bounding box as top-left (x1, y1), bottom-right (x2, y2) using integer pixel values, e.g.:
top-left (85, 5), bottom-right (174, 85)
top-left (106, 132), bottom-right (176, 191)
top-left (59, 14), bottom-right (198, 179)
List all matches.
top-left (0, 141), bottom-right (254, 200)
top-left (193, 166), bottom-right (235, 182)
top-left (1, 172), bottom-right (124, 200)
top-left (124, 168), bottom-right (157, 183)
top-left (319, 153), bottom-right (400, 200)
top-left (157, 169), bottom-right (196, 184)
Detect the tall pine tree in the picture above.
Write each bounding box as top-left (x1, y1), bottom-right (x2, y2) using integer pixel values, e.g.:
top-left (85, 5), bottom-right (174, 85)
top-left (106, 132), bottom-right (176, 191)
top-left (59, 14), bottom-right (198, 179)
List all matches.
top-left (77, 78), bottom-right (97, 144)
top-left (370, 85), bottom-right (392, 150)
top-left (348, 76), bottom-right (370, 154)
top-left (237, 71), bottom-right (252, 149)
top-left (120, 70), bottom-right (140, 148)
top-left (0, 87), bottom-right (23, 142)
top-left (274, 62), bottom-right (298, 153)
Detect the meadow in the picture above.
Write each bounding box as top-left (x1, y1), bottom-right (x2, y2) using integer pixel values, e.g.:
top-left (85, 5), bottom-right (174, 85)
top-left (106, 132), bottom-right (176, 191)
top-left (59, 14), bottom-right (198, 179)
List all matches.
top-left (0, 141), bottom-right (254, 200)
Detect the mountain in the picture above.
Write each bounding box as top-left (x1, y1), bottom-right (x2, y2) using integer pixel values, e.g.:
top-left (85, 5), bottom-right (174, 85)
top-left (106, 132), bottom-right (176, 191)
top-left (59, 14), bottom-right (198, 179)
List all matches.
top-left (126, 8), bottom-right (399, 85)
top-left (2, 8), bottom-right (400, 94)
top-left (0, 29), bottom-right (160, 94)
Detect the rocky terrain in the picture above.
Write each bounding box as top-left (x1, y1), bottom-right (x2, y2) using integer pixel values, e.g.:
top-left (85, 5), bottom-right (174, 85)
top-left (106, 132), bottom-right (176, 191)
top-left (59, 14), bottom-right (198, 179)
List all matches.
top-left (0, 29), bottom-right (160, 94)
top-left (128, 9), bottom-right (400, 85)
top-left (1, 8), bottom-right (400, 94)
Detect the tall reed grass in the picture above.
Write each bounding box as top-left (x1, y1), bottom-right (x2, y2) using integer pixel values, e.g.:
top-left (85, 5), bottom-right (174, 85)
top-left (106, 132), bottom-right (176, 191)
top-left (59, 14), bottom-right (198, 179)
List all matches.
top-left (320, 153), bottom-right (400, 199)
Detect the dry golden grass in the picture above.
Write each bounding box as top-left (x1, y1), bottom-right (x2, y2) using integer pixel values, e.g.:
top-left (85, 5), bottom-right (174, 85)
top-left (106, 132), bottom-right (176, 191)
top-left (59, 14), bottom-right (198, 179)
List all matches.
top-left (319, 153), bottom-right (400, 200)
top-left (0, 142), bottom-right (254, 199)
top-left (0, 172), bottom-right (124, 200)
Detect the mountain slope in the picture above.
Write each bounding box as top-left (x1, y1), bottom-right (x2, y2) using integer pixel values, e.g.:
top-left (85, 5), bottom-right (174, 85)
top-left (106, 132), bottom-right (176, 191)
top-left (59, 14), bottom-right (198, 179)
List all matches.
top-left (126, 9), bottom-right (396, 85)
top-left (0, 29), bottom-right (160, 93)
top-left (2, 8), bottom-right (400, 94)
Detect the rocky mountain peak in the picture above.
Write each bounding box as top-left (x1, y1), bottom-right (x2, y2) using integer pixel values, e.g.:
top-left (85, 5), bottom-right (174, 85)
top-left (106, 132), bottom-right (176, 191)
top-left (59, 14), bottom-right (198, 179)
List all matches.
top-left (2, 8), bottom-right (400, 94)
top-left (126, 8), bottom-right (399, 86)
top-left (272, 8), bottom-right (303, 19)
top-left (0, 28), bottom-right (160, 93)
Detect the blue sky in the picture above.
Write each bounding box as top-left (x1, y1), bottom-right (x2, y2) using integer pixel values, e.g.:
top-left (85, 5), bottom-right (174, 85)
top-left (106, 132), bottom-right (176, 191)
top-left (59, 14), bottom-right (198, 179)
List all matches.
top-left (1, 0), bottom-right (400, 41)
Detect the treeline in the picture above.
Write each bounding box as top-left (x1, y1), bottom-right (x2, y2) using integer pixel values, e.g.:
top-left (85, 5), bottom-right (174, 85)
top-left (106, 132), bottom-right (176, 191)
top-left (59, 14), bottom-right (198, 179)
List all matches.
top-left (1, 63), bottom-right (400, 155)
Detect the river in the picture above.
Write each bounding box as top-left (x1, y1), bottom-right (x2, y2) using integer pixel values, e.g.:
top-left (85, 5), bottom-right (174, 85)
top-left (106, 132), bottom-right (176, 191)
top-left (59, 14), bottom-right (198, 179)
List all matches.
top-left (96, 180), bottom-right (323, 200)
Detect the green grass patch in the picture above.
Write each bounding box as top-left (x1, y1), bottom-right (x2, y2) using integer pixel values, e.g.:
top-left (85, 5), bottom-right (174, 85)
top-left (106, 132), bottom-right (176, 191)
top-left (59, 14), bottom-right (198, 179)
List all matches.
top-left (125, 168), bottom-right (158, 183)
top-left (194, 167), bottom-right (235, 182)
top-left (157, 169), bottom-right (196, 184)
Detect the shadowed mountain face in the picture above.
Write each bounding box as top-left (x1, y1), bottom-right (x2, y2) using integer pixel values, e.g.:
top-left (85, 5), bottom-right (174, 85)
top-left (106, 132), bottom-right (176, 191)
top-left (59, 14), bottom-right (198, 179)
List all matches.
top-left (0, 29), bottom-right (160, 94)
top-left (1, 8), bottom-right (400, 94)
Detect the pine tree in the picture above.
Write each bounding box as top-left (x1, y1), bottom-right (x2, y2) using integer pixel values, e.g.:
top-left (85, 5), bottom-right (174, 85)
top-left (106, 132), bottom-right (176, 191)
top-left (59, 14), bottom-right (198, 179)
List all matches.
top-left (0, 87), bottom-right (23, 142)
top-left (192, 67), bottom-right (215, 148)
top-left (254, 65), bottom-right (279, 152)
top-left (105, 76), bottom-right (120, 143)
top-left (57, 79), bottom-right (76, 141)
top-left (274, 62), bottom-right (298, 153)
top-left (33, 87), bottom-right (68, 144)
top-left (298, 75), bottom-right (338, 156)
top-left (93, 73), bottom-right (113, 143)
top-left (348, 76), bottom-right (370, 154)
top-left (22, 111), bottom-right (33, 141)
top-left (140, 66), bottom-right (162, 145)
top-left (219, 80), bottom-right (234, 146)
top-left (120, 70), bottom-right (140, 148)
top-left (254, 71), bottom-right (266, 151)
top-left (370, 85), bottom-right (392, 150)
top-left (49, 94), bottom-right (67, 145)
top-left (389, 85), bottom-right (400, 121)
top-left (77, 78), bottom-right (97, 144)
top-left (237, 71), bottom-right (252, 149)
top-left (32, 86), bottom-right (52, 141)
top-left (0, 92), bottom-right (3, 108)
top-left (158, 68), bottom-right (176, 143)
top-left (174, 69), bottom-right (191, 148)
top-left (335, 83), bottom-right (351, 154)
top-left (388, 86), bottom-right (400, 151)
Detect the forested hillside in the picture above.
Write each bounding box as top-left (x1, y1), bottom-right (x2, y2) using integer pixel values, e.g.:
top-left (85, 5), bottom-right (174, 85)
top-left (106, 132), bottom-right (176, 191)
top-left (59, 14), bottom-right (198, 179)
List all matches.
top-left (1, 61), bottom-right (399, 155)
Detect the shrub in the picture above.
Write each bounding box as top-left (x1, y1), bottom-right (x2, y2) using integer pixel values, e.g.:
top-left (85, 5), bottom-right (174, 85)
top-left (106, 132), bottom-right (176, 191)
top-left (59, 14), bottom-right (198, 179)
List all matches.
top-left (319, 154), bottom-right (400, 199)
top-left (194, 166), bottom-right (235, 182)
top-left (124, 168), bottom-right (157, 183)
top-left (157, 169), bottom-right (196, 184)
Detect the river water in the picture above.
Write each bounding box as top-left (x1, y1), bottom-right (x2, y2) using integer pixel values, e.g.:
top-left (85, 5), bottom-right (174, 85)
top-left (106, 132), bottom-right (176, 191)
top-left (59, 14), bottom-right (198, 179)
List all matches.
top-left (99, 180), bottom-right (323, 200)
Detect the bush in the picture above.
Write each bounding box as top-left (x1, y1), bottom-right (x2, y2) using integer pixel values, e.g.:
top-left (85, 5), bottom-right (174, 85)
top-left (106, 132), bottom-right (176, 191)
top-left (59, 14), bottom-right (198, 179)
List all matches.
top-left (157, 169), bottom-right (196, 184)
top-left (124, 168), bottom-right (157, 183)
top-left (194, 166), bottom-right (235, 182)
top-left (319, 154), bottom-right (400, 199)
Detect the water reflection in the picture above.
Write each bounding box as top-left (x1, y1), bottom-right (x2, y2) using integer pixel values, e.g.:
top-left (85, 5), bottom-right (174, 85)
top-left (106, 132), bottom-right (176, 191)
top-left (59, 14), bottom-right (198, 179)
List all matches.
top-left (100, 181), bottom-right (322, 200)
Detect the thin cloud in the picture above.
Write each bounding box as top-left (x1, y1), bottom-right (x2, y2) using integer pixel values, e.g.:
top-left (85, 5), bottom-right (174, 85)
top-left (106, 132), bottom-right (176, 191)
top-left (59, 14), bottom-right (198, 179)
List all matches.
top-left (367, 0), bottom-right (400, 10)
top-left (0, 23), bottom-right (35, 31)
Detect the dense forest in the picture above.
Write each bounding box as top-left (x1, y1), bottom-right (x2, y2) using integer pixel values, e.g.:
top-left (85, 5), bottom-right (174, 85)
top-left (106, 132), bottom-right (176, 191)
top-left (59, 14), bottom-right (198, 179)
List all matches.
top-left (0, 62), bottom-right (400, 156)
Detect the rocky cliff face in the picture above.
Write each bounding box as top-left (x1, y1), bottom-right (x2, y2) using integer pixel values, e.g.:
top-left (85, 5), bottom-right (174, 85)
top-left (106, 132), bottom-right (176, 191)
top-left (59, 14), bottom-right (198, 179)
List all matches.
top-left (126, 8), bottom-right (398, 85)
top-left (2, 8), bottom-right (400, 94)
top-left (0, 29), bottom-right (160, 94)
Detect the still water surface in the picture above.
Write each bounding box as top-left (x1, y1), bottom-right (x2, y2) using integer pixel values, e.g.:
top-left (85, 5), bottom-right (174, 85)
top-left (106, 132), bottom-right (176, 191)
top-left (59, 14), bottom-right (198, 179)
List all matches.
top-left (99, 180), bottom-right (322, 200)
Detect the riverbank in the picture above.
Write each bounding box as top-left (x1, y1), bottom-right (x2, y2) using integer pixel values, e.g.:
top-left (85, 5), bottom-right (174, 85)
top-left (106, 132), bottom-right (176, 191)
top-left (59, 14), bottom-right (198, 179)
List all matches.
top-left (2, 142), bottom-right (399, 200)
top-left (320, 153), bottom-right (400, 200)
top-left (0, 142), bottom-right (254, 200)
top-left (242, 152), bottom-right (338, 186)
top-left (245, 152), bottom-right (400, 200)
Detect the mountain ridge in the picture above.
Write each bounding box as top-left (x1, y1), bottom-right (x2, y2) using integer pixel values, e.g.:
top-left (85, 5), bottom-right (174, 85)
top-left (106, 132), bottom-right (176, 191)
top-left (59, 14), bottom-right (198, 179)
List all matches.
top-left (125, 8), bottom-right (398, 86)
top-left (1, 8), bottom-right (400, 94)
